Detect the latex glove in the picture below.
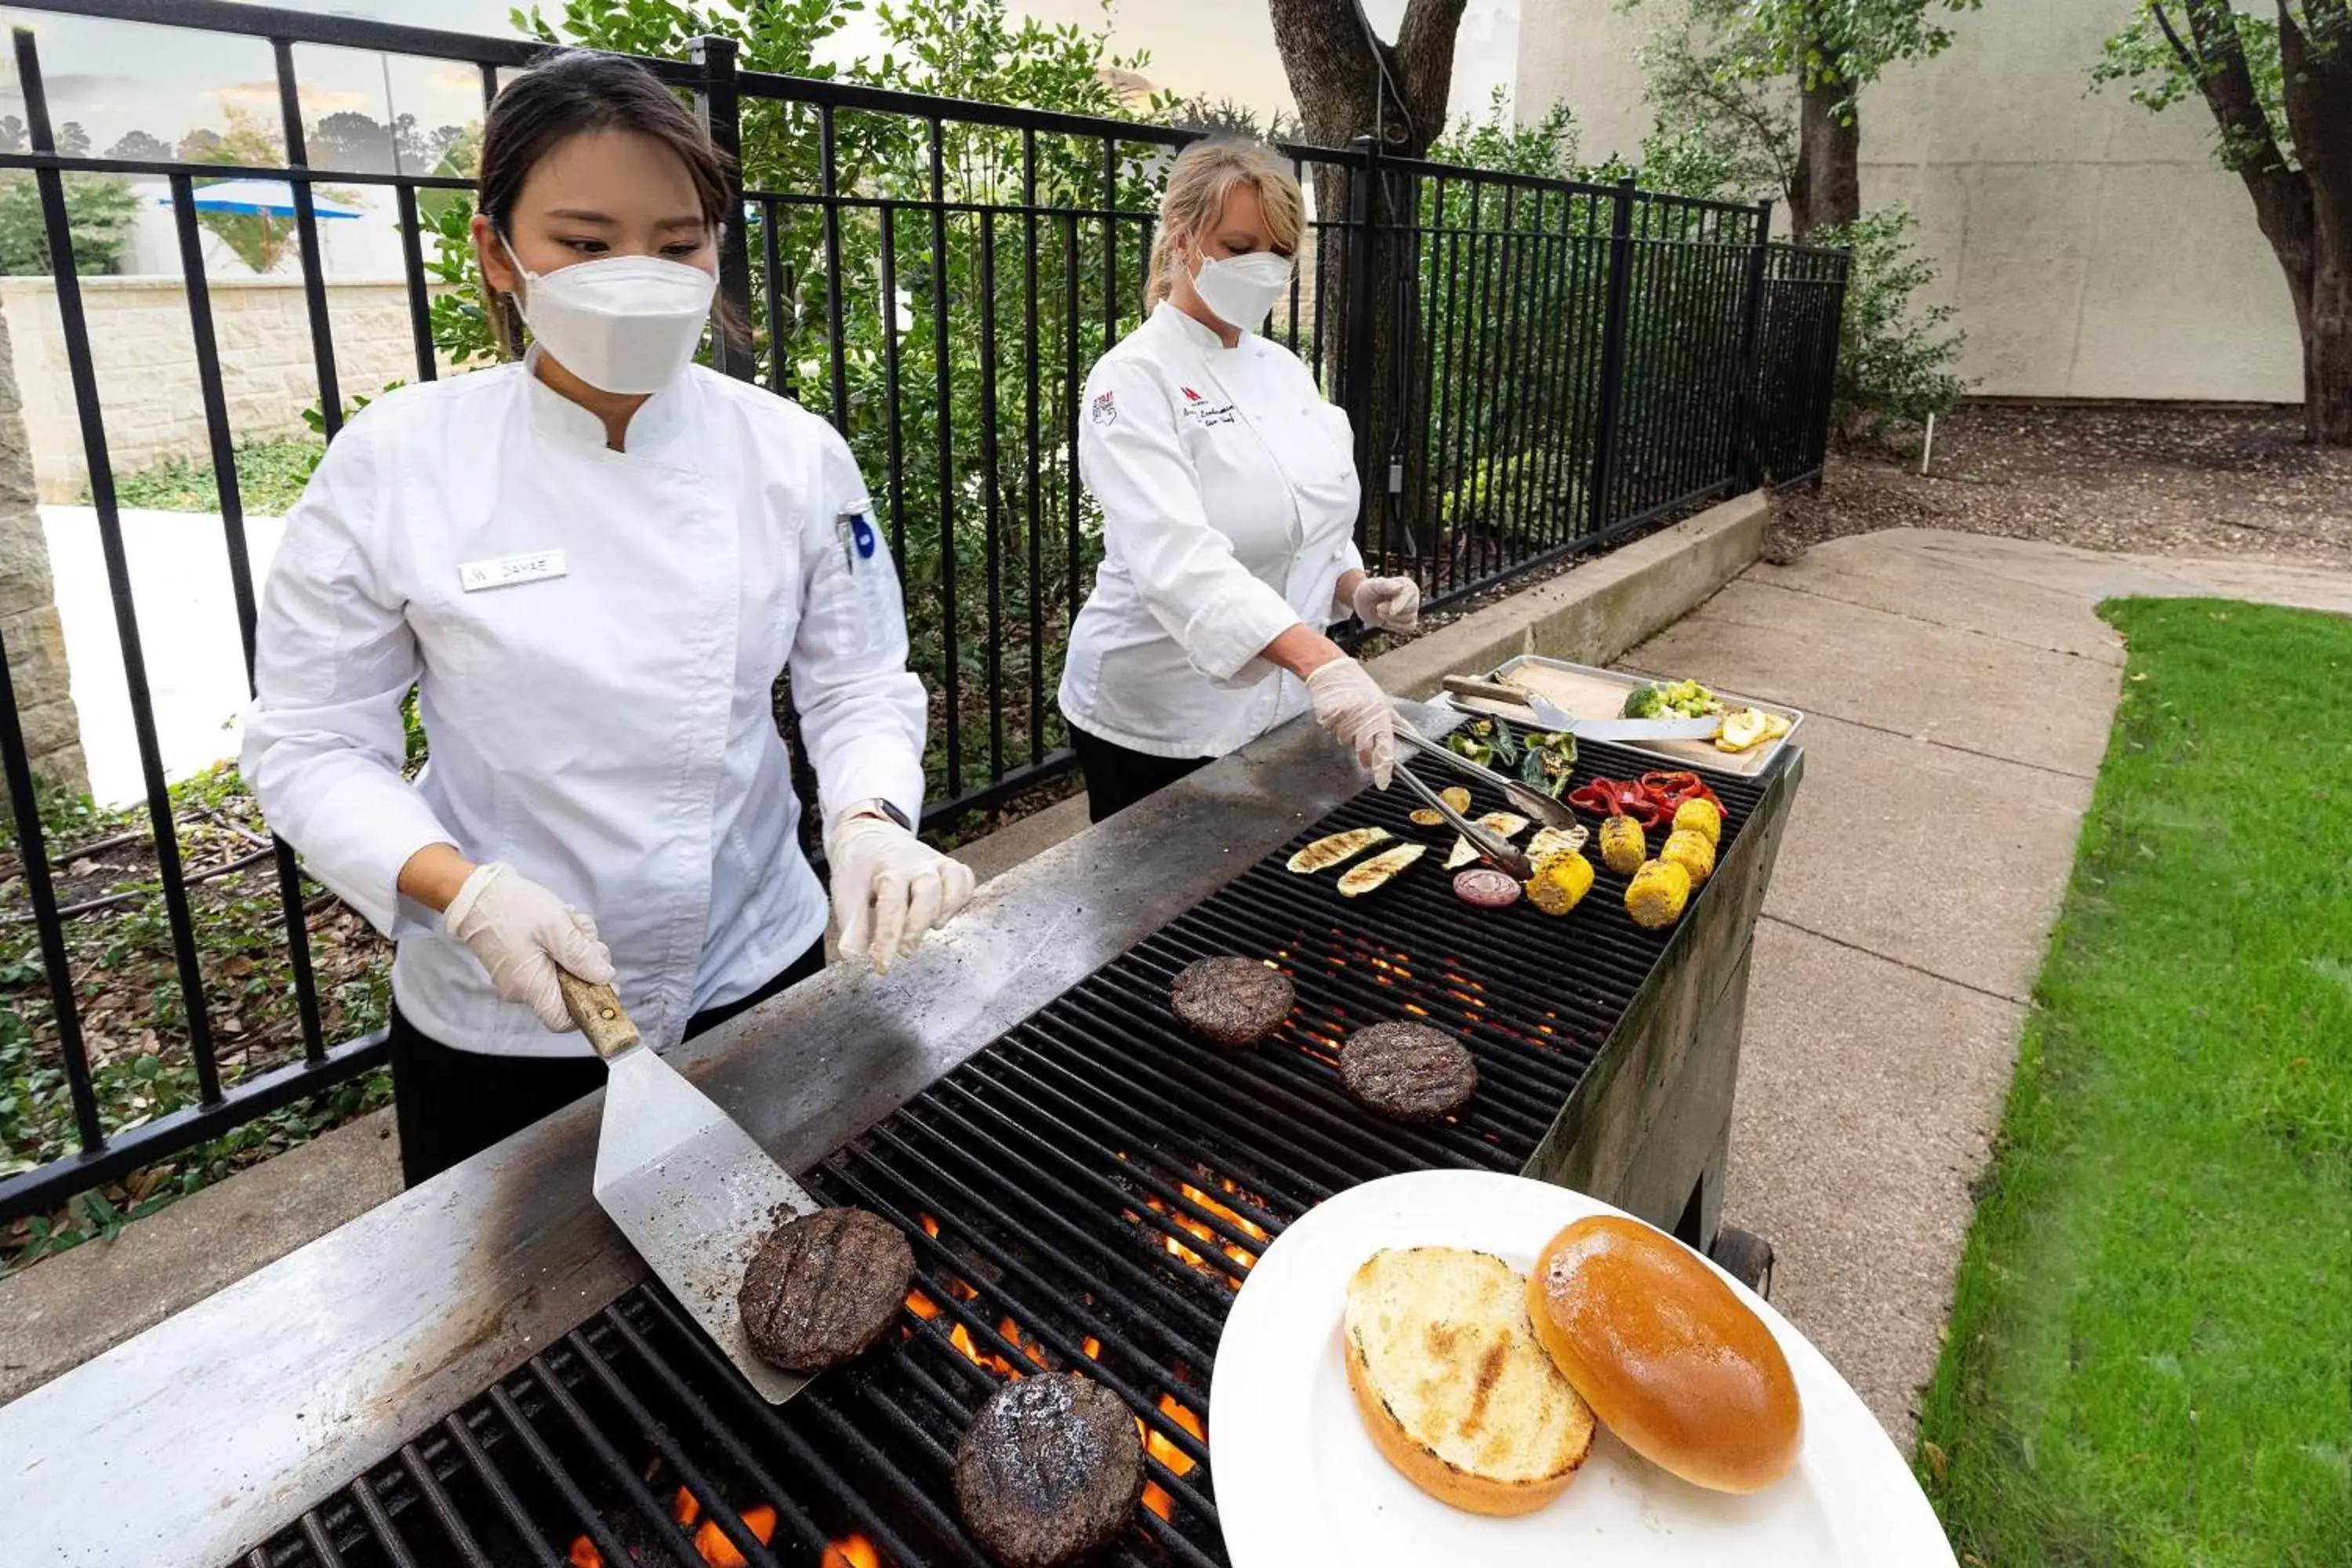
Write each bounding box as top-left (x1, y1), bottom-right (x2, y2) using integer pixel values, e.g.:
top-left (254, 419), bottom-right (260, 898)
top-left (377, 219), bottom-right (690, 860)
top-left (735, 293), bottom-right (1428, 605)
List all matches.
top-left (1305, 655), bottom-right (1404, 789)
top-left (441, 861), bottom-right (613, 1033)
top-left (1350, 575), bottom-right (1421, 633)
top-left (828, 813), bottom-right (978, 974)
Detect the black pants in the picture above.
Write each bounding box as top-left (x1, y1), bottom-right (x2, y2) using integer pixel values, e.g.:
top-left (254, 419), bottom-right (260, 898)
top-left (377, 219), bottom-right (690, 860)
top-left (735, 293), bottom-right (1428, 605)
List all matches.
top-left (1070, 724), bottom-right (1214, 824)
top-left (390, 935), bottom-right (826, 1187)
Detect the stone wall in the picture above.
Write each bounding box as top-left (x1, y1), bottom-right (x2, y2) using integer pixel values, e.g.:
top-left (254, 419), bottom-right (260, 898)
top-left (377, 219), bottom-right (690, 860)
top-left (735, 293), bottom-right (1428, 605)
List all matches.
top-left (0, 277), bottom-right (442, 504)
top-left (0, 302), bottom-right (87, 798)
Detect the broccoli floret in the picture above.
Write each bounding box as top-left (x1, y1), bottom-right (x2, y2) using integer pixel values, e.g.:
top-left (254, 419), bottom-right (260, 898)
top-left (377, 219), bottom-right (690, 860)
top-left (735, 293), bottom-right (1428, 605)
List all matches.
top-left (1621, 684), bottom-right (1668, 720)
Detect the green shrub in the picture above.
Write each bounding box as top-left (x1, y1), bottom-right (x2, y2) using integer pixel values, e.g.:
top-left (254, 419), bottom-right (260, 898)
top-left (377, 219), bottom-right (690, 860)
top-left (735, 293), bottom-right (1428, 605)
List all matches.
top-left (1810, 208), bottom-right (1968, 448)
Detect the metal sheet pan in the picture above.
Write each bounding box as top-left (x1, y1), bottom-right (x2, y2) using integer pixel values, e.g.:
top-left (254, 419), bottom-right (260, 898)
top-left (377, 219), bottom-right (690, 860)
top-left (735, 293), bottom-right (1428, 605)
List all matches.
top-left (1459, 655), bottom-right (1805, 779)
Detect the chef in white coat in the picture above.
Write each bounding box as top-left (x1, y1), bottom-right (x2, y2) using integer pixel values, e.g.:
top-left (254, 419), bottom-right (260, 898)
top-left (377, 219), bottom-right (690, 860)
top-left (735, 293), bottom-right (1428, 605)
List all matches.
top-left (241, 50), bottom-right (973, 1185)
top-left (1057, 140), bottom-right (1422, 822)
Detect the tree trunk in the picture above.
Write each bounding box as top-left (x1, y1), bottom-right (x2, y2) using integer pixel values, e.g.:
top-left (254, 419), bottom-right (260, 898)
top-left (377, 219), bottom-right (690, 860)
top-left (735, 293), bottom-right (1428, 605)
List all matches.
top-left (1271, 0), bottom-right (1466, 565)
top-left (1792, 62), bottom-right (1860, 241)
top-left (2277, 0), bottom-right (2352, 444)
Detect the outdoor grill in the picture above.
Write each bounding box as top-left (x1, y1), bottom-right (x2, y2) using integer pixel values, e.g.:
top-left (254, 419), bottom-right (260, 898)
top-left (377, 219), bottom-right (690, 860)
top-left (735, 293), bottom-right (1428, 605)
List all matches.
top-left (229, 728), bottom-right (1784, 1568)
top-left (0, 708), bottom-right (1800, 1568)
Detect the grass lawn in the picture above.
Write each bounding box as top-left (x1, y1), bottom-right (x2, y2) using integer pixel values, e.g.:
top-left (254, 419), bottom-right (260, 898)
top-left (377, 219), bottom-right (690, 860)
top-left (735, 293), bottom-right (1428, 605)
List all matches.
top-left (1917, 598), bottom-right (2352, 1567)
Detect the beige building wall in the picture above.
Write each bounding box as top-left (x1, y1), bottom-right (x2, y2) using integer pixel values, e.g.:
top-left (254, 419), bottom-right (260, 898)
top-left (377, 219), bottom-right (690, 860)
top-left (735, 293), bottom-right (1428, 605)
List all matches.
top-left (0, 278), bottom-right (442, 503)
top-left (1518, 0), bottom-right (2303, 404)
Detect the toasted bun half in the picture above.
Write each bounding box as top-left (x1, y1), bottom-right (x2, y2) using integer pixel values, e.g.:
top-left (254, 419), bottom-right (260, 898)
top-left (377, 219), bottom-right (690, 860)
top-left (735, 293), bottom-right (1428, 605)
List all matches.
top-left (1343, 1246), bottom-right (1595, 1516)
top-left (1526, 1216), bottom-right (1802, 1493)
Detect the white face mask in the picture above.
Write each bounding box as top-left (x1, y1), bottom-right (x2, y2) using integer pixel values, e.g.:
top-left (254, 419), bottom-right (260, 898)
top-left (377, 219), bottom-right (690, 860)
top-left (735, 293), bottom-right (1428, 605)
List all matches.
top-left (1190, 247), bottom-right (1294, 332)
top-left (501, 231), bottom-right (717, 394)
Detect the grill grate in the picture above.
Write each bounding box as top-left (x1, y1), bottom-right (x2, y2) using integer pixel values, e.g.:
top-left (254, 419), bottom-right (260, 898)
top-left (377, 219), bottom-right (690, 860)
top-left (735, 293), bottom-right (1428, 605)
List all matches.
top-left (239, 738), bottom-right (1768, 1568)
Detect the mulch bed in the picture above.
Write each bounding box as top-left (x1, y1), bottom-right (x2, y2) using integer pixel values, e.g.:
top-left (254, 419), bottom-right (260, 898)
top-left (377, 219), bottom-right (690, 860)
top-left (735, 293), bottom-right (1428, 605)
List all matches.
top-left (1768, 404), bottom-right (2352, 568)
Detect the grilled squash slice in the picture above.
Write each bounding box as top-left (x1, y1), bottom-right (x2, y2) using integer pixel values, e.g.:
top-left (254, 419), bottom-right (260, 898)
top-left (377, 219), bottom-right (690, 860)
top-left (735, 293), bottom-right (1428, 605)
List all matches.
top-left (1287, 826), bottom-right (1392, 874)
top-left (1345, 1247), bottom-right (1595, 1515)
top-left (1337, 842), bottom-right (1428, 898)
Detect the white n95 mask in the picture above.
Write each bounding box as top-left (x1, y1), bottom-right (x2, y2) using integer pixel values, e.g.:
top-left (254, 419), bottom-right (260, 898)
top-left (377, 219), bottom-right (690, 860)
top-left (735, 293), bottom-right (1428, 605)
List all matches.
top-left (501, 232), bottom-right (717, 394)
top-left (1192, 249), bottom-right (1294, 331)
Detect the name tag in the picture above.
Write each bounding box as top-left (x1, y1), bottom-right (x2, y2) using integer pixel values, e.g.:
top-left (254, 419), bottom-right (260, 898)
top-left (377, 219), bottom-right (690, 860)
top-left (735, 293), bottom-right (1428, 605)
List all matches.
top-left (459, 550), bottom-right (567, 592)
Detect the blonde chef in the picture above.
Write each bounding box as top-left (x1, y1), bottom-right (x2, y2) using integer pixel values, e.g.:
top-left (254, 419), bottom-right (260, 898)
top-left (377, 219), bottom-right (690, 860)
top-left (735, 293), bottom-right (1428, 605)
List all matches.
top-left (241, 49), bottom-right (973, 1186)
top-left (1057, 140), bottom-right (1421, 822)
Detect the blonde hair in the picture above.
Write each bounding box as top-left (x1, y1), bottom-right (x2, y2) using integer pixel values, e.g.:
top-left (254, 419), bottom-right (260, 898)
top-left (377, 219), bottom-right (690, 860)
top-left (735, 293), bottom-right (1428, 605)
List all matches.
top-left (1146, 140), bottom-right (1305, 310)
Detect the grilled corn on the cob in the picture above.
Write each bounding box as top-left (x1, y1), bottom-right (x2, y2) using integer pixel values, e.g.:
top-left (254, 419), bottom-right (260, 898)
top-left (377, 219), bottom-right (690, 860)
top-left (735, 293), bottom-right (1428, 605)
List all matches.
top-left (1599, 815), bottom-right (1647, 877)
top-left (1524, 851), bottom-right (1595, 916)
top-left (1671, 797), bottom-right (1722, 848)
top-left (1660, 827), bottom-right (1716, 887)
top-left (1625, 858), bottom-right (1692, 929)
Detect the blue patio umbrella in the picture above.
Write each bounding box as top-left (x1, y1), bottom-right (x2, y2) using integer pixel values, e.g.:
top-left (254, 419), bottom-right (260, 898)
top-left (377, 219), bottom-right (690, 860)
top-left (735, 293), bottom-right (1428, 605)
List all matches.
top-left (158, 177), bottom-right (366, 220)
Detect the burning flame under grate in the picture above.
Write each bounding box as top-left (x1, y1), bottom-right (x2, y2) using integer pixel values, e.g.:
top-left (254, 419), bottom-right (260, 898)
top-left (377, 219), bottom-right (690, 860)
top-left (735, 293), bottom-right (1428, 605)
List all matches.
top-left (234, 738), bottom-right (1766, 1567)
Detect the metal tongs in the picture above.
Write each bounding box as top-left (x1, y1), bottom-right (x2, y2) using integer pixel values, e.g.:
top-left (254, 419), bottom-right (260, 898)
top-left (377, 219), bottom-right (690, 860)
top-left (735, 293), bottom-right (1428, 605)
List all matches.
top-left (1389, 760), bottom-right (1536, 880)
top-left (1393, 727), bottom-right (1579, 832)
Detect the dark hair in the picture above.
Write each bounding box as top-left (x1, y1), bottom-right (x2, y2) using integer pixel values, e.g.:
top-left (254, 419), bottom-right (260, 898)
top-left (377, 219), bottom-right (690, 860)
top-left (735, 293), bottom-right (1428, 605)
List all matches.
top-left (477, 49), bottom-right (737, 358)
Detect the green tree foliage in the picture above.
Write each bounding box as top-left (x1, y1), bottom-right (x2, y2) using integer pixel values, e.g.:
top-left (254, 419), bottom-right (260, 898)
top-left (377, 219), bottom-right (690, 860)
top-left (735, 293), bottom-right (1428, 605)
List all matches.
top-left (1625, 0), bottom-right (1980, 234)
top-left (2089, 2), bottom-right (2352, 445)
top-left (0, 172), bottom-right (139, 276)
top-left (2092, 3), bottom-right (2289, 173)
top-left (1811, 209), bottom-right (1967, 445)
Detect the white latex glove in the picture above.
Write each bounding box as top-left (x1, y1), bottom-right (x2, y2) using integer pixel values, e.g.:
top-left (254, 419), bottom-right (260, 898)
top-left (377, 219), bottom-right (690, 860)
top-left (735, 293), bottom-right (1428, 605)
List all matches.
top-left (828, 813), bottom-right (978, 974)
top-left (1305, 655), bottom-right (1404, 789)
top-left (1350, 575), bottom-right (1421, 633)
top-left (441, 861), bottom-right (613, 1033)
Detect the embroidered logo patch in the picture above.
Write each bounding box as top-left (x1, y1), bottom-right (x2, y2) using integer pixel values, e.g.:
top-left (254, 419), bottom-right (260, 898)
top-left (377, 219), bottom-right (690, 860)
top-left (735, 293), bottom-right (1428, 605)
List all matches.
top-left (1180, 386), bottom-right (1204, 402)
top-left (1090, 390), bottom-right (1118, 426)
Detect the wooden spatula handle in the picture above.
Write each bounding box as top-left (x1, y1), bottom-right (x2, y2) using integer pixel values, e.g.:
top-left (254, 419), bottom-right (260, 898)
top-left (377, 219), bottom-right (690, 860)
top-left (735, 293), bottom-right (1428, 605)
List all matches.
top-left (558, 971), bottom-right (641, 1061)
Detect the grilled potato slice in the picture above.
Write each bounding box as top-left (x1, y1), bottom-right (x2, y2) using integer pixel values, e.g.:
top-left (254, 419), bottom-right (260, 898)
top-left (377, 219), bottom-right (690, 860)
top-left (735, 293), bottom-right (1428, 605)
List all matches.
top-left (1337, 843), bottom-right (1428, 898)
top-left (1526, 824), bottom-right (1589, 865)
top-left (1287, 826), bottom-right (1392, 874)
top-left (1443, 812), bottom-right (1536, 870)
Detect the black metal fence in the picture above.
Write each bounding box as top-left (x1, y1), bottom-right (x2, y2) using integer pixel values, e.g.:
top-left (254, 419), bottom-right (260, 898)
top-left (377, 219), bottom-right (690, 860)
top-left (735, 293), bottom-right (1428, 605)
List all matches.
top-left (0, 0), bottom-right (1845, 1225)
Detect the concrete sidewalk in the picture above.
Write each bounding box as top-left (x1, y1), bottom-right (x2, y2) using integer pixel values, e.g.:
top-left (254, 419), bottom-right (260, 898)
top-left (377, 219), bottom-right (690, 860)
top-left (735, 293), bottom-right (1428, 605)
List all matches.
top-left (1631, 527), bottom-right (2352, 1446)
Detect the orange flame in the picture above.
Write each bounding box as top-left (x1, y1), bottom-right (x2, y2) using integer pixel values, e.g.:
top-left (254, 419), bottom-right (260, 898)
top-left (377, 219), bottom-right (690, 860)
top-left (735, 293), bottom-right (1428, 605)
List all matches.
top-left (823, 1535), bottom-right (883, 1568)
top-left (1119, 1157), bottom-right (1273, 1284)
top-left (569, 1490), bottom-right (778, 1568)
top-left (1138, 1392), bottom-right (1206, 1521)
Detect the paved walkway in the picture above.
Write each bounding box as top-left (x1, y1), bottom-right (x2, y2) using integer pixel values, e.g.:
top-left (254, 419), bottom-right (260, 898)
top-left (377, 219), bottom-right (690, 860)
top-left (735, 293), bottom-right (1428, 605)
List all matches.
top-left (1629, 527), bottom-right (2352, 1444)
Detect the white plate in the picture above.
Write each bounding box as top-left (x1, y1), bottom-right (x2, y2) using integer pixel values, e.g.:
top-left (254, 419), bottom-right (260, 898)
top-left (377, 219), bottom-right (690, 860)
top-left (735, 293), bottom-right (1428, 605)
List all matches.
top-left (1209, 1171), bottom-right (1955, 1568)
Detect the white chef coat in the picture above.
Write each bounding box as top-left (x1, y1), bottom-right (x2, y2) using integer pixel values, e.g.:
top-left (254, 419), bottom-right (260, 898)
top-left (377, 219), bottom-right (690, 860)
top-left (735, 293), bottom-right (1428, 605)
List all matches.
top-left (241, 354), bottom-right (927, 1057)
top-left (1057, 302), bottom-right (1363, 759)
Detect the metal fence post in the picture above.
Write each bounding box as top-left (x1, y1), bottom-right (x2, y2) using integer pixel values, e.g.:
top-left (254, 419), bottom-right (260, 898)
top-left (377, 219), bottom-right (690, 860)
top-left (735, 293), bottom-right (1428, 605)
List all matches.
top-left (1340, 136), bottom-right (1381, 506)
top-left (1809, 253), bottom-right (1852, 488)
top-left (1585, 176), bottom-right (1637, 539)
top-left (691, 34), bottom-right (757, 381)
top-left (1732, 198), bottom-right (1775, 492)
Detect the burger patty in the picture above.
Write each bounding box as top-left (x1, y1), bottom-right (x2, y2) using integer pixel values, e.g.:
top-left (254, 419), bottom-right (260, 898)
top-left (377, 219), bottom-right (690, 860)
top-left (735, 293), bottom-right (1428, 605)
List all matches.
top-left (738, 1207), bottom-right (916, 1374)
top-left (1169, 956), bottom-right (1294, 1047)
top-left (1339, 1022), bottom-right (1479, 1123)
top-left (955, 1374), bottom-right (1145, 1568)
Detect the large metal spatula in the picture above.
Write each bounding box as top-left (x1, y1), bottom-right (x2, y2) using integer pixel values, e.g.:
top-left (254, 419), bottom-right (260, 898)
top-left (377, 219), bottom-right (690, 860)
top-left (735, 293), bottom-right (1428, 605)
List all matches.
top-left (560, 972), bottom-right (818, 1404)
